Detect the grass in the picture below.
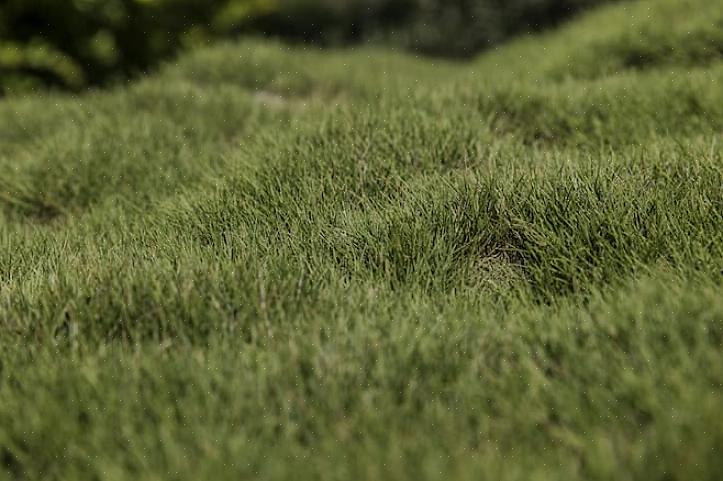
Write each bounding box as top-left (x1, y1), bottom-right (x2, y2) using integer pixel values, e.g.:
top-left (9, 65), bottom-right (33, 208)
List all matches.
top-left (0, 0), bottom-right (722, 479)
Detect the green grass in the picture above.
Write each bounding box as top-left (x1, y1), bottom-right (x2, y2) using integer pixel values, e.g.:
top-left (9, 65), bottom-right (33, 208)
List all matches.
top-left (1, 0), bottom-right (722, 479)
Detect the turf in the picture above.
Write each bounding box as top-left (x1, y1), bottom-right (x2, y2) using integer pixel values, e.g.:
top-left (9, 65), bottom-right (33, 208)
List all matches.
top-left (1, 0), bottom-right (722, 479)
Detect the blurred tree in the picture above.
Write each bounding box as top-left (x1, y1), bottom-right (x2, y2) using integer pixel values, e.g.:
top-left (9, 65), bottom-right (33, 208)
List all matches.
top-left (0, 0), bottom-right (616, 93)
top-left (397, 0), bottom-right (613, 56)
top-left (234, 0), bottom-right (616, 56)
top-left (1, 0), bottom-right (233, 90)
top-left (0, 0), bottom-right (281, 92)
top-left (237, 0), bottom-right (415, 45)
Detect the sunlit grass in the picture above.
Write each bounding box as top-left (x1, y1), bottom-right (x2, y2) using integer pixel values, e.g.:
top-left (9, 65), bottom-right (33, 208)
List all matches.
top-left (0, 0), bottom-right (721, 479)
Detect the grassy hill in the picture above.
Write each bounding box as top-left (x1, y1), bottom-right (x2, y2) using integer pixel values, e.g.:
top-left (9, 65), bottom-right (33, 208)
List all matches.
top-left (1, 0), bottom-right (722, 479)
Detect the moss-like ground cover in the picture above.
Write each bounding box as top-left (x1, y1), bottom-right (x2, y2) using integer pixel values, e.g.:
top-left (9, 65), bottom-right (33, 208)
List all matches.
top-left (1, 0), bottom-right (722, 479)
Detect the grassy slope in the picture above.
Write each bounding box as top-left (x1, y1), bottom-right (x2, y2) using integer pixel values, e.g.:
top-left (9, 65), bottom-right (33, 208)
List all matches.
top-left (1, 0), bottom-right (722, 479)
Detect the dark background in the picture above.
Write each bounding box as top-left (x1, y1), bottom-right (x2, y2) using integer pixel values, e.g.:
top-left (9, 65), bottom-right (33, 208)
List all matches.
top-left (0, 0), bottom-right (614, 93)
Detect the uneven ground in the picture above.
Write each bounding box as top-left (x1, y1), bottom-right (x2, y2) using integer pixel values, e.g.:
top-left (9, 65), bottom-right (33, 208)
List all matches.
top-left (1, 0), bottom-right (722, 479)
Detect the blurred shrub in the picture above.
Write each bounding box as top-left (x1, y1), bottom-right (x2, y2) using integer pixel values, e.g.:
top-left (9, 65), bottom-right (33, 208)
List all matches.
top-left (396, 0), bottom-right (616, 56)
top-left (245, 0), bottom-right (616, 57)
top-left (0, 0), bottom-right (250, 92)
top-left (0, 0), bottom-right (616, 93)
top-left (237, 0), bottom-right (416, 45)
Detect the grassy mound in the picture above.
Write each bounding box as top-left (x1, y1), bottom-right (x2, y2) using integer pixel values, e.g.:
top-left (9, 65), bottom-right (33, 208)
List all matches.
top-left (1, 0), bottom-right (721, 479)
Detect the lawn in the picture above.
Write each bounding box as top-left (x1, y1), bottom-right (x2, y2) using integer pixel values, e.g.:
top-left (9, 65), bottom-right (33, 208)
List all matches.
top-left (1, 0), bottom-right (722, 479)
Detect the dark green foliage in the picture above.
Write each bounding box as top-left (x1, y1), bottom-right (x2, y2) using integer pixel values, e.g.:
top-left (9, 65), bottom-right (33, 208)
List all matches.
top-left (0, 0), bottom-right (235, 91)
top-left (392, 0), bottom-right (615, 56)
top-left (235, 0), bottom-right (618, 56)
top-left (0, 0), bottom-right (618, 92)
